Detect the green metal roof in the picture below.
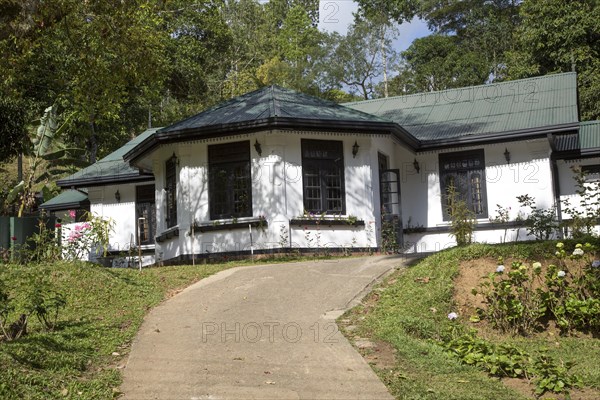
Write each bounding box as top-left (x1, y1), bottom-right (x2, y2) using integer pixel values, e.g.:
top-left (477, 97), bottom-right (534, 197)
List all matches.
top-left (345, 73), bottom-right (579, 144)
top-left (159, 85), bottom-right (391, 134)
top-left (125, 86), bottom-right (417, 163)
top-left (40, 189), bottom-right (89, 211)
top-left (579, 120), bottom-right (600, 153)
top-left (57, 128), bottom-right (159, 188)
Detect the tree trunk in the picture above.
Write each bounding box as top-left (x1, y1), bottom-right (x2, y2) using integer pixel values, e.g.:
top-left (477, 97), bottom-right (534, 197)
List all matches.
top-left (380, 26), bottom-right (389, 98)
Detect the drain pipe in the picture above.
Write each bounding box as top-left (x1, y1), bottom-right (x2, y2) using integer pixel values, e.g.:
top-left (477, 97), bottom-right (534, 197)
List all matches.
top-left (249, 223), bottom-right (254, 259)
top-left (548, 134), bottom-right (564, 239)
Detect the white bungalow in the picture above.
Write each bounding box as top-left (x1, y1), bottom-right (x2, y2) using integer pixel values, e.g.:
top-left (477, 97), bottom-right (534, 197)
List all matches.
top-left (45, 72), bottom-right (600, 265)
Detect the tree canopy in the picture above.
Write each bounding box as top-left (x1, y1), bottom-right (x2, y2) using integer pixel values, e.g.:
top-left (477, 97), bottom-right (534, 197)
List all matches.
top-left (0, 0), bottom-right (597, 172)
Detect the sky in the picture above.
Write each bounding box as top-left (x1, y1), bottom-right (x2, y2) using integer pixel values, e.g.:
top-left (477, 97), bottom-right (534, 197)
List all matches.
top-left (316, 0), bottom-right (432, 52)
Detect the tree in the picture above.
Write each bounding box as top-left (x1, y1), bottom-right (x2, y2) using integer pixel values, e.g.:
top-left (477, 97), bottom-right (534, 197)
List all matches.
top-left (324, 19), bottom-right (398, 99)
top-left (388, 34), bottom-right (489, 94)
top-left (256, 5), bottom-right (324, 94)
top-left (358, 0), bottom-right (521, 81)
top-left (0, 98), bottom-right (28, 163)
top-left (356, 0), bottom-right (419, 24)
top-left (0, 0), bottom-right (172, 162)
top-left (506, 0), bottom-right (600, 120)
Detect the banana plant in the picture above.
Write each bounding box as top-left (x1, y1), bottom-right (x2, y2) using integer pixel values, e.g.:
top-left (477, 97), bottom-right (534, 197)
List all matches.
top-left (8, 105), bottom-right (84, 216)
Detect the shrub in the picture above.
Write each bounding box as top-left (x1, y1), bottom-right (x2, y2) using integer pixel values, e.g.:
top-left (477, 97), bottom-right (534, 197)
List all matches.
top-left (516, 194), bottom-right (558, 240)
top-left (476, 242), bottom-right (600, 334)
top-left (63, 211), bottom-right (113, 260)
top-left (447, 183), bottom-right (476, 246)
top-left (474, 258), bottom-right (545, 335)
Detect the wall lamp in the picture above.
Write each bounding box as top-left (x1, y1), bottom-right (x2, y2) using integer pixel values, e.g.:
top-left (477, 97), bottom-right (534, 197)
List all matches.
top-left (413, 158), bottom-right (420, 173)
top-left (504, 148), bottom-right (511, 164)
top-left (352, 141), bottom-right (360, 158)
top-left (254, 139), bottom-right (262, 157)
top-left (115, 190), bottom-right (121, 203)
top-left (170, 152), bottom-right (179, 166)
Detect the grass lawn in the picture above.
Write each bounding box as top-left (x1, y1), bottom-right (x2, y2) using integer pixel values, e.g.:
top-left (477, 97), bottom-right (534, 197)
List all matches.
top-left (340, 241), bottom-right (600, 400)
top-left (0, 260), bottom-right (243, 399)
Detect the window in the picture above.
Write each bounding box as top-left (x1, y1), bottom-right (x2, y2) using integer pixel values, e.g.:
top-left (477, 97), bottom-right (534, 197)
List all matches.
top-left (302, 139), bottom-right (345, 214)
top-left (209, 141), bottom-right (252, 220)
top-left (582, 165), bottom-right (600, 182)
top-left (439, 149), bottom-right (487, 220)
top-left (165, 155), bottom-right (177, 228)
top-left (136, 184), bottom-right (156, 245)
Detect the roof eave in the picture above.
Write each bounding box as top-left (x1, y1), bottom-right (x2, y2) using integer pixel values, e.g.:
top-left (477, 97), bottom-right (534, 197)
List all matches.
top-left (57, 173), bottom-right (154, 189)
top-left (417, 122), bottom-right (579, 151)
top-left (40, 199), bottom-right (90, 212)
top-left (125, 117), bottom-right (421, 163)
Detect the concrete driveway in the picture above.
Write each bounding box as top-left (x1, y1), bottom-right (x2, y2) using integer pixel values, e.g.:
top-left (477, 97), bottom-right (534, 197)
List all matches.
top-left (121, 256), bottom-right (405, 399)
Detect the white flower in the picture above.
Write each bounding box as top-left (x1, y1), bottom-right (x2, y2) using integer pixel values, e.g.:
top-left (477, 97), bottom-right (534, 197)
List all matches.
top-left (496, 265), bottom-right (505, 273)
top-left (572, 248), bottom-right (584, 256)
top-left (557, 270), bottom-right (566, 278)
top-left (447, 312), bottom-right (458, 320)
top-left (532, 262), bottom-right (542, 269)
top-left (592, 260), bottom-right (600, 268)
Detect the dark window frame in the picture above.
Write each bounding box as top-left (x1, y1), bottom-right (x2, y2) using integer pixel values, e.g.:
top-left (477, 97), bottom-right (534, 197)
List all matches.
top-left (135, 184), bottom-right (156, 246)
top-left (301, 139), bottom-right (346, 215)
top-left (582, 165), bottom-right (600, 182)
top-left (165, 155), bottom-right (177, 228)
top-left (439, 149), bottom-right (488, 221)
top-left (208, 141), bottom-right (252, 220)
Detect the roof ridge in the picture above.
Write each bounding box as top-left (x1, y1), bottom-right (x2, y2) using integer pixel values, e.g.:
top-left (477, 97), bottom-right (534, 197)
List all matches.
top-left (346, 72), bottom-right (577, 106)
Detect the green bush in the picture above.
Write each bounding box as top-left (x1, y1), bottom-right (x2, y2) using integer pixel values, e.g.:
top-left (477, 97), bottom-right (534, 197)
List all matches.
top-left (477, 242), bottom-right (600, 334)
top-left (474, 258), bottom-right (545, 335)
top-left (445, 331), bottom-right (582, 397)
top-left (447, 184), bottom-right (476, 246)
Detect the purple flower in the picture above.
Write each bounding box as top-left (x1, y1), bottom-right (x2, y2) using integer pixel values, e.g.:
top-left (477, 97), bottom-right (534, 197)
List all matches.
top-left (592, 260), bottom-right (600, 268)
top-left (447, 312), bottom-right (458, 320)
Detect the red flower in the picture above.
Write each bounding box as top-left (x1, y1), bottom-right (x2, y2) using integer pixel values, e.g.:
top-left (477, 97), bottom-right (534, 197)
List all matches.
top-left (11, 236), bottom-right (17, 241)
top-left (55, 223), bottom-right (62, 228)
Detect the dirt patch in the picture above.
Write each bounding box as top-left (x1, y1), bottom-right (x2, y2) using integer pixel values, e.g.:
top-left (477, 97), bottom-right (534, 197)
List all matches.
top-left (362, 339), bottom-right (397, 370)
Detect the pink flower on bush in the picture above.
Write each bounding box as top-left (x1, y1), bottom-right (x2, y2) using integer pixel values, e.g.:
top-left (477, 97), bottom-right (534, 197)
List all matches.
top-left (69, 210), bottom-right (76, 219)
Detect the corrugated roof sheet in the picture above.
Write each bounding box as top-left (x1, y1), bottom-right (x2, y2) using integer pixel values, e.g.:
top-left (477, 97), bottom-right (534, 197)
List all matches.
top-left (158, 85), bottom-right (390, 134)
top-left (579, 120), bottom-right (600, 151)
top-left (57, 128), bottom-right (159, 187)
top-left (40, 189), bottom-right (88, 211)
top-left (554, 133), bottom-right (580, 152)
top-left (345, 73), bottom-right (579, 141)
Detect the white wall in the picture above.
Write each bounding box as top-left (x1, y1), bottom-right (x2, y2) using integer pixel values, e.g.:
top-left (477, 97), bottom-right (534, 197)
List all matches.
top-left (391, 139), bottom-right (557, 253)
top-left (89, 184), bottom-right (139, 252)
top-left (98, 132), bottom-right (565, 261)
top-left (147, 131), bottom-right (381, 260)
top-left (557, 158), bottom-right (600, 236)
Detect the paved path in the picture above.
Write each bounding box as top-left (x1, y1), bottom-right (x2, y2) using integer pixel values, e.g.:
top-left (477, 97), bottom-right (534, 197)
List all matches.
top-left (121, 256), bottom-right (405, 399)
